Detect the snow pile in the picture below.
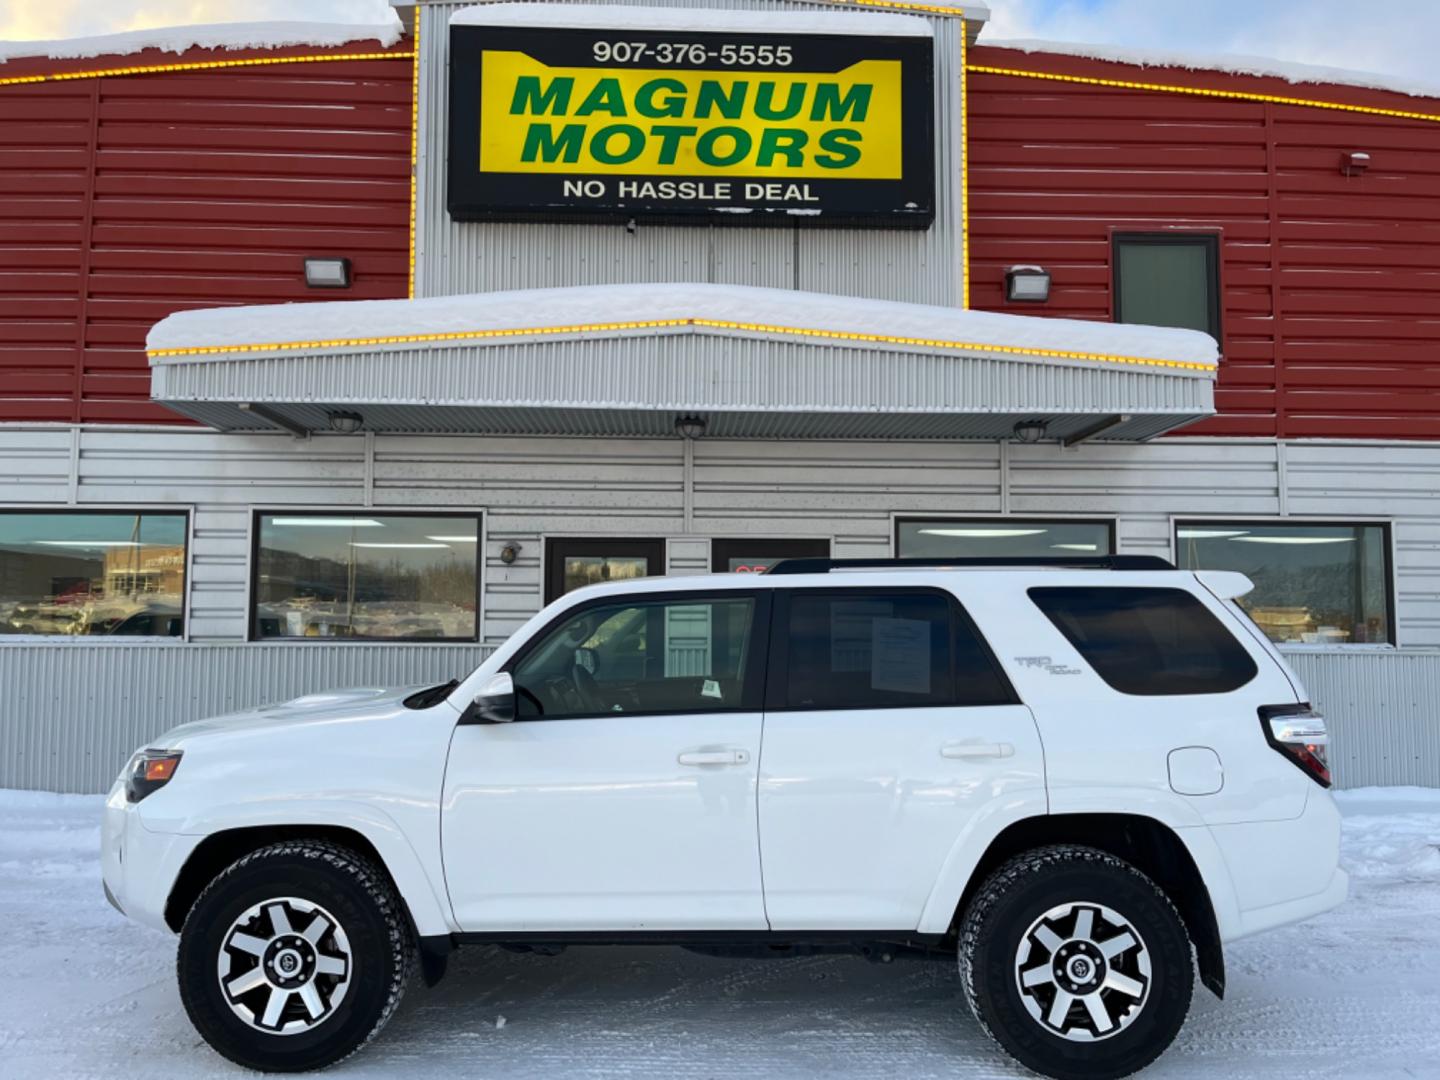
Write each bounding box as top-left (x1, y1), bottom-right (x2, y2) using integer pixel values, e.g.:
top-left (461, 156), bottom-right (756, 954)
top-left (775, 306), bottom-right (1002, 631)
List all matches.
top-left (1335, 786), bottom-right (1440, 883)
top-left (983, 38), bottom-right (1440, 102)
top-left (0, 19), bottom-right (404, 65)
top-left (452, 3), bottom-right (935, 37)
top-left (147, 282), bottom-right (1219, 368)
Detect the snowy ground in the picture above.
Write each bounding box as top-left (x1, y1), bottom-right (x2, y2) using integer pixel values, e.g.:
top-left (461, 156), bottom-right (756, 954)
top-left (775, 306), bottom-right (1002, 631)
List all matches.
top-left (2, 788), bottom-right (1437, 1079)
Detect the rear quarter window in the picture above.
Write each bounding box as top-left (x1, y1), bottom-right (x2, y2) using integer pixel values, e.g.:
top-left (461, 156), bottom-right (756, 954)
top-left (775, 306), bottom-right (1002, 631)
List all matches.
top-left (1028, 586), bottom-right (1258, 696)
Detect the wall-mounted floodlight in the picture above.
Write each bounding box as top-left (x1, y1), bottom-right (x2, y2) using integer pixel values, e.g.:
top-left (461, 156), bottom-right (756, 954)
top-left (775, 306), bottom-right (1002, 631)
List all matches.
top-left (304, 257), bottom-right (352, 289)
top-left (1005, 265), bottom-right (1051, 303)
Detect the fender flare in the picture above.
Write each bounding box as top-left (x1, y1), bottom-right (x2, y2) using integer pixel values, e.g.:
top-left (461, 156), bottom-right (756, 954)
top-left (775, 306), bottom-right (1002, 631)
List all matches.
top-left (915, 789), bottom-right (1049, 935)
top-left (157, 799), bottom-right (455, 937)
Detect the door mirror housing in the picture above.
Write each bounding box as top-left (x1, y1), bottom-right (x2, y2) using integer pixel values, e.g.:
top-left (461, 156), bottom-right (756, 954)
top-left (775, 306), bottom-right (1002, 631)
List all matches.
top-left (470, 672), bottom-right (516, 724)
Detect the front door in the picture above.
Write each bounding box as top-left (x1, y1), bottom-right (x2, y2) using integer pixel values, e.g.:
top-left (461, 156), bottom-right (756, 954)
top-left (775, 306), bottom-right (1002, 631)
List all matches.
top-left (757, 587), bottom-right (1045, 929)
top-left (442, 589), bottom-right (770, 931)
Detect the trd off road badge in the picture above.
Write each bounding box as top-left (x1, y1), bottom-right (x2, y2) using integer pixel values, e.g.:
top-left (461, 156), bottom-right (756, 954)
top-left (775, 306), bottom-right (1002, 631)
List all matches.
top-left (447, 21), bottom-right (935, 227)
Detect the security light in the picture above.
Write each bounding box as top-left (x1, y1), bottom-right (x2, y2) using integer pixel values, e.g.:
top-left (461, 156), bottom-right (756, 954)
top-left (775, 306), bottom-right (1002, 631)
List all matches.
top-left (1341, 151), bottom-right (1370, 176)
top-left (327, 410), bottom-right (364, 434)
top-left (675, 415), bottom-right (707, 439)
top-left (304, 257), bottom-right (352, 289)
top-left (1005, 265), bottom-right (1051, 303)
top-left (1012, 419), bottom-right (1049, 444)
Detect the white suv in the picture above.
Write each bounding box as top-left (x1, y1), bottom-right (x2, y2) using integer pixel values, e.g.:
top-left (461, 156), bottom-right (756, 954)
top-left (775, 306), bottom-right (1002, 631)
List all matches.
top-left (103, 557), bottom-right (1346, 1079)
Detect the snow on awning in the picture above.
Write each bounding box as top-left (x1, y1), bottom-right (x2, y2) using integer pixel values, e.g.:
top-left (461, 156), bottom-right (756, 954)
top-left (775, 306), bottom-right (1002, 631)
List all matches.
top-left (147, 283), bottom-right (1217, 442)
top-left (450, 3), bottom-right (936, 36)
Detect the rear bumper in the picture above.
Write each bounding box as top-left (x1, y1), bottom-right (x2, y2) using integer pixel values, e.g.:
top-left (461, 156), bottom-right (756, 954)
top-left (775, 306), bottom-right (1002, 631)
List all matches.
top-left (102, 782), bottom-right (202, 934)
top-left (1207, 785), bottom-right (1348, 943)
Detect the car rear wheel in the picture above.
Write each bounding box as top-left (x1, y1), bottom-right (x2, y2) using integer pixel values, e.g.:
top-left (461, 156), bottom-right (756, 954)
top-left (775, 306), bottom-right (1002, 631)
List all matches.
top-left (958, 845), bottom-right (1193, 1080)
top-left (177, 840), bottom-right (414, 1072)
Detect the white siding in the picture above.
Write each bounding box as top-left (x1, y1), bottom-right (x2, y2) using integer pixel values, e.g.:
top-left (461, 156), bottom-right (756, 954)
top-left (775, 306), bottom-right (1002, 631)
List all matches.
top-left (3, 425), bottom-right (1440, 791)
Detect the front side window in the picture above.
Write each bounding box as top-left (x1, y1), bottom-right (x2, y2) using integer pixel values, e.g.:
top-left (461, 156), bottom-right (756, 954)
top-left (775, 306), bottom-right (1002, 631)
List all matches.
top-left (775, 590), bottom-right (1013, 710)
top-left (253, 513), bottom-right (479, 640)
top-left (1030, 586), bottom-right (1257, 696)
top-left (897, 518), bottom-right (1114, 560)
top-left (1113, 233), bottom-right (1220, 339)
top-left (512, 594), bottom-right (759, 719)
top-left (1176, 521), bottom-right (1392, 645)
top-left (0, 510), bottom-right (187, 637)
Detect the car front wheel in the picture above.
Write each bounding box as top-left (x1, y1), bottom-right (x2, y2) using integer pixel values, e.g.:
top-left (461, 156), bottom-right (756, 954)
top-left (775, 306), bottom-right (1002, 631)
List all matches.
top-left (958, 845), bottom-right (1193, 1080)
top-left (177, 839), bottom-right (414, 1072)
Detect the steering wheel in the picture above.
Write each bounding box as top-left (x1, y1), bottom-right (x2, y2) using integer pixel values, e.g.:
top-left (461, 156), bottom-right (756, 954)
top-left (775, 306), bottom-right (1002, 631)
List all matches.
top-left (571, 664), bottom-right (605, 712)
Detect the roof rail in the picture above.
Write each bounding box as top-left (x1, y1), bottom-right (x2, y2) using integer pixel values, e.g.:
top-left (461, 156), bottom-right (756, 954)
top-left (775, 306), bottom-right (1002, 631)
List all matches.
top-left (764, 555), bottom-right (1177, 575)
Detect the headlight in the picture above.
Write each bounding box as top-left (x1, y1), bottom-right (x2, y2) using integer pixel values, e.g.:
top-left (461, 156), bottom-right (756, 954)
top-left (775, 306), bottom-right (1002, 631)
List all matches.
top-left (124, 749), bottom-right (183, 803)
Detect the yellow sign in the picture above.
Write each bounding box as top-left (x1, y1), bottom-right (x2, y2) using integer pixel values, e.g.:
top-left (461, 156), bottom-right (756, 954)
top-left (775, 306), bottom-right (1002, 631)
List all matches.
top-left (479, 51), bottom-right (904, 179)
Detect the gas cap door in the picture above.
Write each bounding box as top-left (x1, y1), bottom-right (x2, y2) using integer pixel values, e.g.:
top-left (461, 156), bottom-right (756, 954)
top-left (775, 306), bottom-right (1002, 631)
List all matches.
top-left (1168, 746), bottom-right (1224, 796)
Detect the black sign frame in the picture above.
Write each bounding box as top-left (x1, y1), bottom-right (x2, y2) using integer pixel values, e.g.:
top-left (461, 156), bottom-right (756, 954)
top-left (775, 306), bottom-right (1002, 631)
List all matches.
top-left (447, 23), bottom-right (935, 229)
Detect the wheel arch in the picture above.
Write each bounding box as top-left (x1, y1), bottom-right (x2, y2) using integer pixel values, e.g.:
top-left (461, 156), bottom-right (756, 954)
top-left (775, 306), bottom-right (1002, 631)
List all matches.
top-left (164, 820), bottom-right (450, 942)
top-left (945, 813), bottom-right (1227, 999)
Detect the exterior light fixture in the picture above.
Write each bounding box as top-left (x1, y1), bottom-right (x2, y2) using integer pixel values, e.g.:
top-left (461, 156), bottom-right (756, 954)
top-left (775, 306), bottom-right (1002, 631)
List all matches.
top-left (1005, 265), bottom-right (1051, 303)
top-left (304, 257), bottom-right (352, 289)
top-left (674, 415), bottom-right (707, 439)
top-left (1012, 419), bottom-right (1049, 444)
top-left (327, 410), bottom-right (363, 434)
top-left (499, 543), bottom-right (521, 565)
top-left (1341, 151), bottom-right (1370, 177)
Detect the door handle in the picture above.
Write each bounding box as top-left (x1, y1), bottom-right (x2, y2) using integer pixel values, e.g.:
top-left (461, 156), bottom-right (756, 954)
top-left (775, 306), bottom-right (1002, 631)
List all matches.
top-left (941, 742), bottom-right (1015, 760)
top-left (678, 749), bottom-right (750, 767)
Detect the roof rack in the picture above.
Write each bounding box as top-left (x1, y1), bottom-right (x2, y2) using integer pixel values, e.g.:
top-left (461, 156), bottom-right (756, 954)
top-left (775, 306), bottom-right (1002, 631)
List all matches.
top-left (764, 555), bottom-right (1177, 575)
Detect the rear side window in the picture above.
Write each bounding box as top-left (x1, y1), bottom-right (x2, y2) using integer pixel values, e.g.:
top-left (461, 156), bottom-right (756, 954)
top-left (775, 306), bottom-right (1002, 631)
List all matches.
top-left (1029, 587), bottom-right (1257, 696)
top-left (775, 590), bottom-right (1014, 710)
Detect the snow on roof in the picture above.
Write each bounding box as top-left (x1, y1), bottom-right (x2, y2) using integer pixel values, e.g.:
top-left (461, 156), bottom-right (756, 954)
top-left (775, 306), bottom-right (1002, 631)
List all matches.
top-left (0, 19), bottom-right (404, 66)
top-left (983, 38), bottom-right (1440, 103)
top-left (147, 282), bottom-right (1218, 369)
top-left (452, 2), bottom-right (934, 37)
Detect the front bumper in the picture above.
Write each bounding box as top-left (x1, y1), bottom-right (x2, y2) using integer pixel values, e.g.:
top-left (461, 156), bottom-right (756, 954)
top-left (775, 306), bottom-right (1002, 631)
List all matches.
top-left (102, 783), bottom-right (203, 934)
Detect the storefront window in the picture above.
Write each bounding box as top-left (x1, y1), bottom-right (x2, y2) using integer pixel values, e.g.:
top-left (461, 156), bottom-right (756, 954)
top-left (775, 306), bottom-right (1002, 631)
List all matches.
top-left (897, 518), bottom-right (1114, 559)
top-left (1175, 521), bottom-right (1392, 645)
top-left (0, 510), bottom-right (187, 637)
top-left (545, 539), bottom-right (665, 603)
top-left (711, 538), bottom-right (830, 574)
top-left (253, 514), bottom-right (479, 640)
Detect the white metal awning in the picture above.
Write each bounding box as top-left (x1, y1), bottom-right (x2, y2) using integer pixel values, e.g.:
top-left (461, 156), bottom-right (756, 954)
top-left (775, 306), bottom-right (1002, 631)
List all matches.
top-left (147, 283), bottom-right (1218, 442)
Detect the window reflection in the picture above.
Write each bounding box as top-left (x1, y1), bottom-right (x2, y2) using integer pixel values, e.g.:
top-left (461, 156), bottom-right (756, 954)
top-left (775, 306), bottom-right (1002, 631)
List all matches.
top-left (1176, 522), bottom-right (1391, 645)
top-left (897, 519), bottom-right (1113, 559)
top-left (0, 512), bottom-right (187, 637)
top-left (254, 514), bottom-right (479, 640)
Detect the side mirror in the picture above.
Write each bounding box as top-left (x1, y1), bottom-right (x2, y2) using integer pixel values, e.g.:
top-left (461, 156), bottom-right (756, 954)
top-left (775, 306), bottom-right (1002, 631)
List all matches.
top-left (471, 672), bottom-right (516, 724)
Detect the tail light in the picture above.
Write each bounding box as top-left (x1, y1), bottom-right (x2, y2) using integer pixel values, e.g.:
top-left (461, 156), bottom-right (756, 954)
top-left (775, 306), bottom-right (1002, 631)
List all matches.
top-left (1259, 704), bottom-right (1330, 788)
top-left (125, 749), bottom-right (183, 803)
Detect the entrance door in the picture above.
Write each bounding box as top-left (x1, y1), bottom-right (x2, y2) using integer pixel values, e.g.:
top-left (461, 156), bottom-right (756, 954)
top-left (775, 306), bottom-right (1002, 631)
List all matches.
top-left (442, 589), bottom-right (771, 931)
top-left (712, 537), bottom-right (829, 575)
top-left (546, 538), bottom-right (665, 603)
top-left (757, 587), bottom-right (1045, 929)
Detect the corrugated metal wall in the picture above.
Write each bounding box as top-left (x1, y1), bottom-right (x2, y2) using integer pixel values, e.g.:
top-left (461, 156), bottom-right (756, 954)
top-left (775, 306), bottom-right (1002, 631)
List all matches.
top-left (0, 633), bottom-right (1429, 794)
top-left (0, 46), bottom-right (413, 425)
top-left (412, 0), bottom-right (969, 305)
top-left (967, 45), bottom-right (1440, 440)
top-left (0, 642), bottom-right (492, 793)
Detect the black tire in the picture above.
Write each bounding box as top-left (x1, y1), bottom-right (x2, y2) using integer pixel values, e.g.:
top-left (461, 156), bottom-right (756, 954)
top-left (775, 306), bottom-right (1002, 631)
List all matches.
top-left (177, 839), bottom-right (415, 1072)
top-left (958, 845), bottom-right (1193, 1080)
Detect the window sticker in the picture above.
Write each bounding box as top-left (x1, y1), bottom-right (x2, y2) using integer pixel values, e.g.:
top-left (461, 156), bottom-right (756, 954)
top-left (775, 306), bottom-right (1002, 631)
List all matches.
top-left (871, 616), bottom-right (931, 695)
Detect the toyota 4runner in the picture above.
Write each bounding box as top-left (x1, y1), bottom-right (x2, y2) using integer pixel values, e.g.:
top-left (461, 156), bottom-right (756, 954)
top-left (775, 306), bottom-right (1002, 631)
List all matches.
top-left (103, 556), bottom-right (1346, 1079)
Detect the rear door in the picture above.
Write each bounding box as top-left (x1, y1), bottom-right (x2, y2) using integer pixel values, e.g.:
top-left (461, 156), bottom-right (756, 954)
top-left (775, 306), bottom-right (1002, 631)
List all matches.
top-left (756, 586), bottom-right (1046, 930)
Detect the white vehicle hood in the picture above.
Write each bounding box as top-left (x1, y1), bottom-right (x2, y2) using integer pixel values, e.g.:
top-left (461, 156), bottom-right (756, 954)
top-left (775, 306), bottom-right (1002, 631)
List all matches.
top-left (154, 685), bottom-right (434, 747)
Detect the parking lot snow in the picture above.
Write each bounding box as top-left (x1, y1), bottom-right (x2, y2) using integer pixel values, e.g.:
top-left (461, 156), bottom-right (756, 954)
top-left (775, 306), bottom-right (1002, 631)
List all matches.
top-left (1, 786), bottom-right (1437, 1078)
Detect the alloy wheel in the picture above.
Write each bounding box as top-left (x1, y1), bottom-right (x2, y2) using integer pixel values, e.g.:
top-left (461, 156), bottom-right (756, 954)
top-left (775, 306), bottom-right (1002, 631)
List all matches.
top-left (1013, 900), bottom-right (1151, 1042)
top-left (217, 897), bottom-right (352, 1035)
